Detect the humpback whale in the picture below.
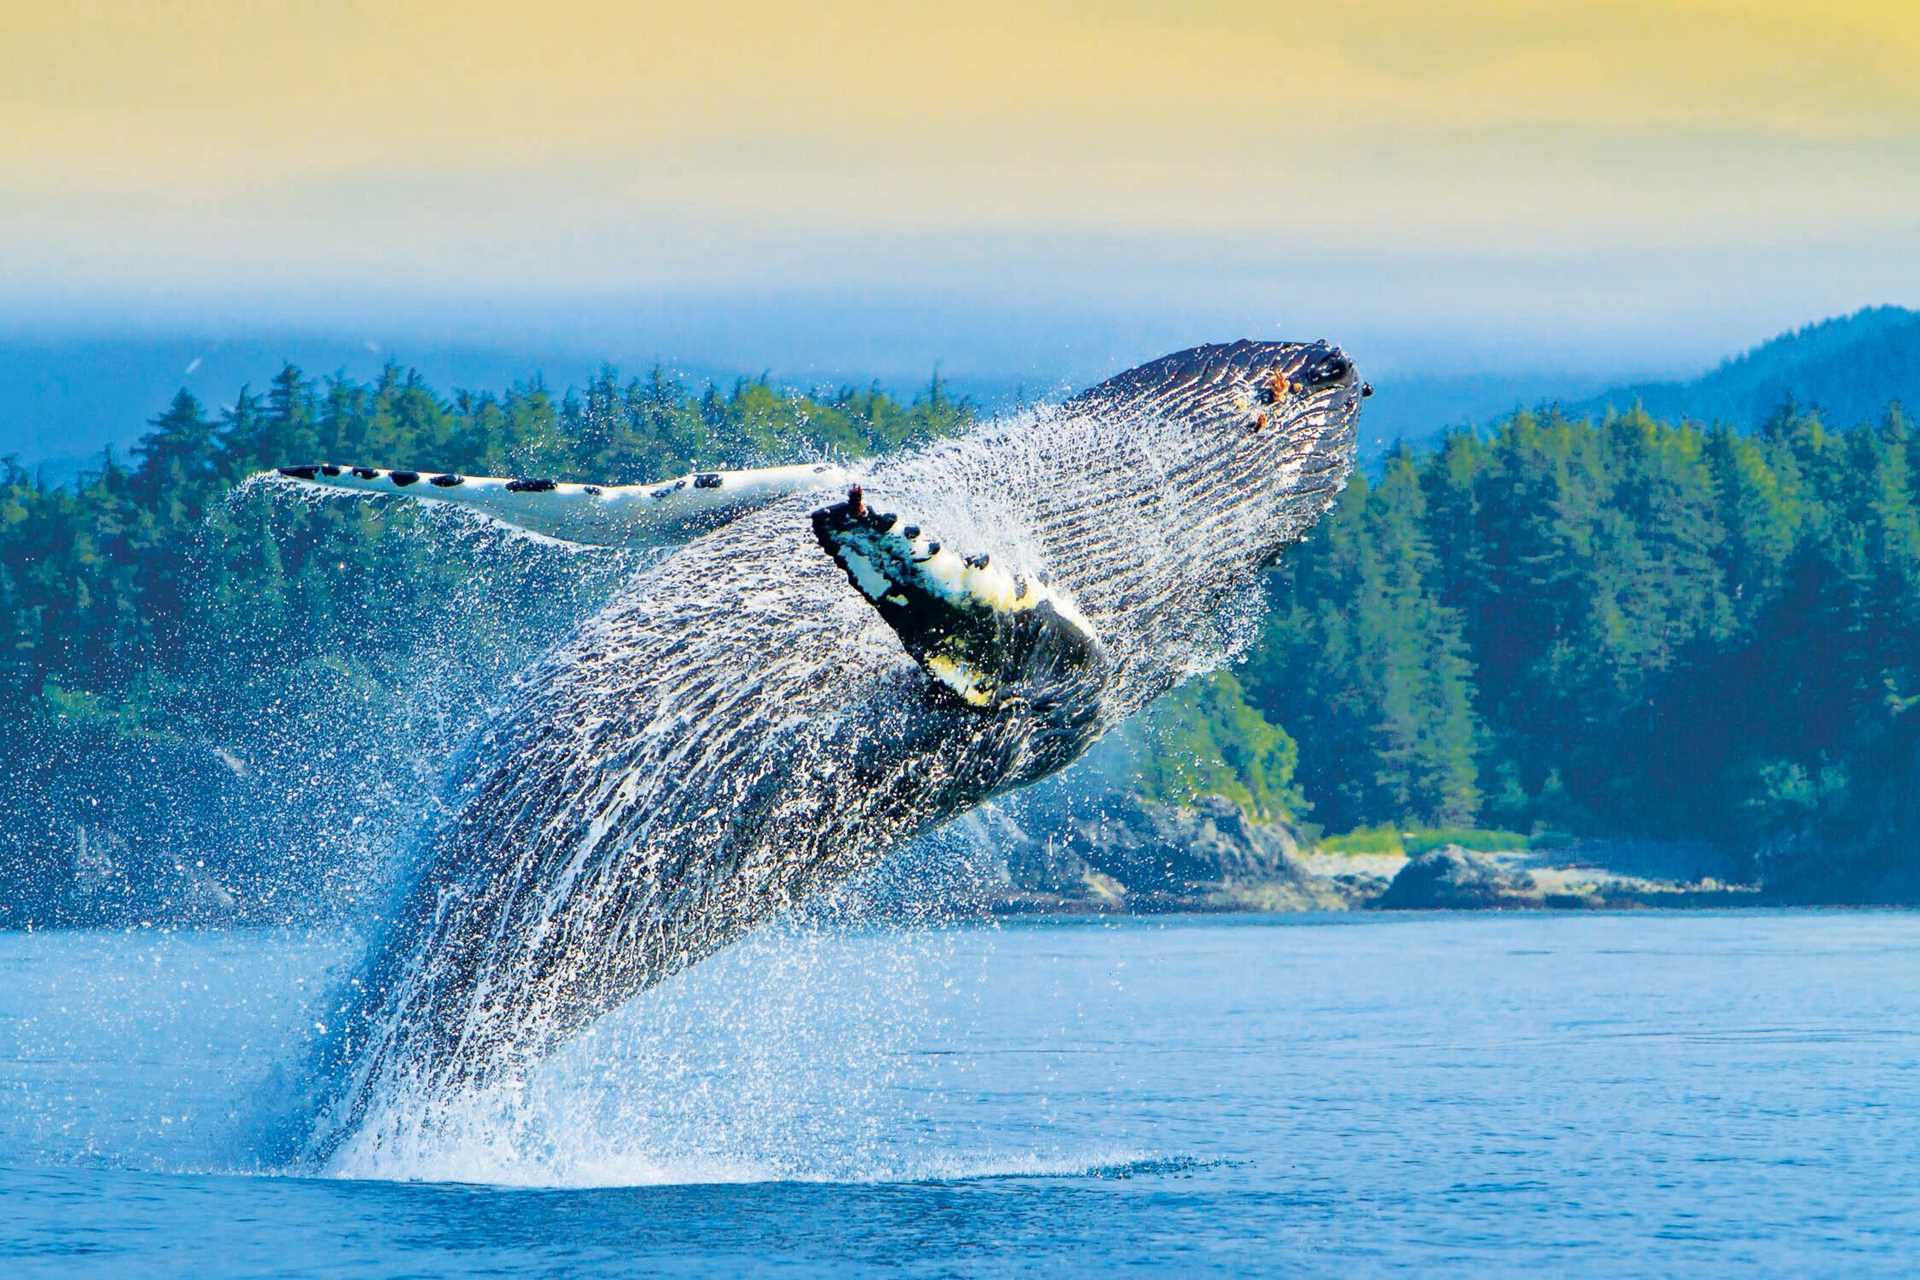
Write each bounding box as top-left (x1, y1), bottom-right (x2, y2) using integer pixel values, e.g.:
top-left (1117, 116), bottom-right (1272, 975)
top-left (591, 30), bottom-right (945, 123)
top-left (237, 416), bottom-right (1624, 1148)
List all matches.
top-left (264, 339), bottom-right (1362, 1165)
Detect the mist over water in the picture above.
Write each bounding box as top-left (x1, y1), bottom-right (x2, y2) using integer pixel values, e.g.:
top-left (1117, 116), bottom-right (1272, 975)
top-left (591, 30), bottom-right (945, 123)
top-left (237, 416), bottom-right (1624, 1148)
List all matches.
top-left (149, 481), bottom-right (640, 925)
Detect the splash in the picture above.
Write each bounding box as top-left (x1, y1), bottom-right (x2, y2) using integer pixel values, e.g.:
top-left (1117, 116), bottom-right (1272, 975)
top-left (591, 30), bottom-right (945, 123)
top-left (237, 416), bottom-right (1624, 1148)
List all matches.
top-left (326, 914), bottom-right (961, 1186)
top-left (0, 917), bottom-right (1203, 1191)
top-left (318, 910), bottom-right (1216, 1189)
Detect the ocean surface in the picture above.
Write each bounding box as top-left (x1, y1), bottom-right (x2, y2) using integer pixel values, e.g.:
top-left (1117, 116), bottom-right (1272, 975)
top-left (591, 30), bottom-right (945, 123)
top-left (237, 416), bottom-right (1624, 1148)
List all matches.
top-left (2, 911), bottom-right (1915, 1277)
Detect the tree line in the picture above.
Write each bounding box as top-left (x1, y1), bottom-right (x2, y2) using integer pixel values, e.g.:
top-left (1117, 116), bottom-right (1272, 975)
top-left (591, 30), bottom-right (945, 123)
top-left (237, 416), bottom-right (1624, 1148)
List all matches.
top-left (1, 362), bottom-right (970, 724)
top-left (5, 361), bottom-right (1917, 885)
top-left (1144, 401), bottom-right (1920, 878)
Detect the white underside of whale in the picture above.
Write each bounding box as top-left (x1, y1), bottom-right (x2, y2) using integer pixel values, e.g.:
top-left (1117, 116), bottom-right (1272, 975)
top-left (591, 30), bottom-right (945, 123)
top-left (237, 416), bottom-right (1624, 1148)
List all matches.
top-left (263, 461), bottom-right (855, 547)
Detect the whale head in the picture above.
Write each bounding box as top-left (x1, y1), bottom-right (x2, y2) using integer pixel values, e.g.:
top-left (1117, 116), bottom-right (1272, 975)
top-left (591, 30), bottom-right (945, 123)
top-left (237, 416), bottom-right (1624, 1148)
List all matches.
top-left (1040, 339), bottom-right (1364, 708)
top-left (815, 338), bottom-right (1361, 721)
top-left (1067, 338), bottom-right (1361, 521)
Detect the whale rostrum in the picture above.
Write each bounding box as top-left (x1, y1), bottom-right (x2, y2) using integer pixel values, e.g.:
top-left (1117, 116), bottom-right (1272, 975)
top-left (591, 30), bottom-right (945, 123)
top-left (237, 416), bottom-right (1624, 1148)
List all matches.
top-left (270, 339), bottom-right (1361, 1167)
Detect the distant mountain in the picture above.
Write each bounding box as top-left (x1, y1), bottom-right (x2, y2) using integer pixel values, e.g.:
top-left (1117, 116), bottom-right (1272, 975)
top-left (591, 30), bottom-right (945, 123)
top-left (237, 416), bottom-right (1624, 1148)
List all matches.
top-left (0, 334), bottom-right (1027, 474)
top-left (8, 308), bottom-right (1914, 477)
top-left (0, 335), bottom-right (643, 472)
top-left (1354, 371), bottom-right (1614, 459)
top-left (0, 328), bottom-right (1601, 477)
top-left (1568, 306), bottom-right (1920, 429)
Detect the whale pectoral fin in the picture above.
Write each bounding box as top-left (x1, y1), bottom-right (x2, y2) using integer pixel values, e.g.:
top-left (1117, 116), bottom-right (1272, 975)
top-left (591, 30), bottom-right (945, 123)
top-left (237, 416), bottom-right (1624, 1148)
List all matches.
top-left (811, 488), bottom-right (1104, 710)
top-left (263, 462), bottom-right (854, 548)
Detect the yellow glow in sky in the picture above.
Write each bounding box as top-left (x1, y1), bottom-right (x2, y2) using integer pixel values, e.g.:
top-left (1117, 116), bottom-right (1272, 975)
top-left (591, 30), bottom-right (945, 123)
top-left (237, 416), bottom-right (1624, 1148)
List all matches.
top-left (3, 1), bottom-right (1916, 345)
top-left (8, 2), bottom-right (1918, 174)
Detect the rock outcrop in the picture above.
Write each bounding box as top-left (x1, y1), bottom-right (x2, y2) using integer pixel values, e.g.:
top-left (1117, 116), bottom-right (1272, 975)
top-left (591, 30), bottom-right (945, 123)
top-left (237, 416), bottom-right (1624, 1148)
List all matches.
top-left (1373, 846), bottom-right (1543, 910)
top-left (951, 793), bottom-right (1354, 912)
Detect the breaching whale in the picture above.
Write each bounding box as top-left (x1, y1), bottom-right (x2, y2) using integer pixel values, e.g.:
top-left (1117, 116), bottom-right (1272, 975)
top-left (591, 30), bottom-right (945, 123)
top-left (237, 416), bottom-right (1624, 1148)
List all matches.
top-left (265, 339), bottom-right (1362, 1165)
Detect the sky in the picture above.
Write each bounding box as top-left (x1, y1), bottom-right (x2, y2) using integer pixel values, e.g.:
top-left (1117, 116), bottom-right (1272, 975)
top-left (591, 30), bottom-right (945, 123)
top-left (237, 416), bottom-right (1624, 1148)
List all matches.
top-left (4, 1), bottom-right (1917, 384)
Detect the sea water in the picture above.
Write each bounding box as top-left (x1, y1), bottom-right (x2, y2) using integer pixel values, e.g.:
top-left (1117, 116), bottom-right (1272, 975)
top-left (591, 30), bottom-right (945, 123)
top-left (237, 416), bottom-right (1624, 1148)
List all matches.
top-left (2, 911), bottom-right (1915, 1276)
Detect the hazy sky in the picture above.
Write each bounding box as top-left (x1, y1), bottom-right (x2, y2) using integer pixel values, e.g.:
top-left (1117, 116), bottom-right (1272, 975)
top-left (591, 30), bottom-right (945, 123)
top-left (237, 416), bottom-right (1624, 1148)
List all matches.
top-left (4, 1), bottom-right (1917, 380)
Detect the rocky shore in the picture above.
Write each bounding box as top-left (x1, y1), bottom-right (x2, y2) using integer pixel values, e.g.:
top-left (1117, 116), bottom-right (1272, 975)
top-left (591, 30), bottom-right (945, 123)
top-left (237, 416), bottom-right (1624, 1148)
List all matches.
top-left (951, 794), bottom-right (1768, 914)
top-left (5, 729), bottom-right (1902, 929)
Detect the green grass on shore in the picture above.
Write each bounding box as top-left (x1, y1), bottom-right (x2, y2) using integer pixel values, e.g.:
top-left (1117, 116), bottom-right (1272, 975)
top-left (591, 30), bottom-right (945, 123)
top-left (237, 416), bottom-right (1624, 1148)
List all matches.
top-left (1316, 825), bottom-right (1572, 857)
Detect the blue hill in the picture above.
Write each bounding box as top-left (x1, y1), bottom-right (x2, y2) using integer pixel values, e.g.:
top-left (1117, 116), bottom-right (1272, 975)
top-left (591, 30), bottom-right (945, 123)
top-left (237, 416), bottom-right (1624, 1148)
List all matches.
top-left (0, 334), bottom-right (1024, 477)
top-left (7, 308), bottom-right (1915, 480)
top-left (1568, 306), bottom-right (1920, 429)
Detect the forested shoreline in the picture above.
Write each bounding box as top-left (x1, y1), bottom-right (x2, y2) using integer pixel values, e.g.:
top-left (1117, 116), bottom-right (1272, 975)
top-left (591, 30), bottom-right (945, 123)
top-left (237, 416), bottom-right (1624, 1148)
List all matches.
top-left (4, 361), bottom-right (1917, 920)
top-left (1163, 405), bottom-right (1920, 848)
